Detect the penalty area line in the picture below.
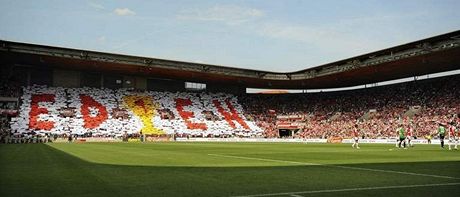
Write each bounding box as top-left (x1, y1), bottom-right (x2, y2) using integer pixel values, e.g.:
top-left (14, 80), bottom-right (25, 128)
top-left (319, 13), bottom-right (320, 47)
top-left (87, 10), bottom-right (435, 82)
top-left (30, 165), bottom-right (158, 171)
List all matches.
top-left (231, 182), bottom-right (460, 197)
top-left (207, 154), bottom-right (460, 180)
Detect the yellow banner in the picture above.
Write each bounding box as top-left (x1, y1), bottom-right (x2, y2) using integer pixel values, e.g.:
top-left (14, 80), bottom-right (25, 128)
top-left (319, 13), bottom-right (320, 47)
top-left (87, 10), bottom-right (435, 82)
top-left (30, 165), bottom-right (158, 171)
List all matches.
top-left (123, 95), bottom-right (163, 134)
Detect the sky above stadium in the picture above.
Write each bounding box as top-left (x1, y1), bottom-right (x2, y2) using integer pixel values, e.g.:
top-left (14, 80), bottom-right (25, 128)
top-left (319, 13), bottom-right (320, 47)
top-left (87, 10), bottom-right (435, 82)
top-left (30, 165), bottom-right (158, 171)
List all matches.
top-left (0, 0), bottom-right (459, 72)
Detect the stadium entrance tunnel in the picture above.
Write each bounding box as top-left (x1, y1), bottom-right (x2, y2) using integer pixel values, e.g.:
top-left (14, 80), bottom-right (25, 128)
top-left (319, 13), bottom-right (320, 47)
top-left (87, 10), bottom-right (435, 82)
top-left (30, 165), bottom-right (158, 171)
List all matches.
top-left (278, 129), bottom-right (299, 138)
top-left (278, 129), bottom-right (290, 137)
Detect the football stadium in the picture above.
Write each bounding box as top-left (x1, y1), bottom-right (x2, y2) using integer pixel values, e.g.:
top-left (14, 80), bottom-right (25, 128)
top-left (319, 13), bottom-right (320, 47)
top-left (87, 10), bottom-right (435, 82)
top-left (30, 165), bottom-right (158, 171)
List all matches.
top-left (1, 1), bottom-right (460, 197)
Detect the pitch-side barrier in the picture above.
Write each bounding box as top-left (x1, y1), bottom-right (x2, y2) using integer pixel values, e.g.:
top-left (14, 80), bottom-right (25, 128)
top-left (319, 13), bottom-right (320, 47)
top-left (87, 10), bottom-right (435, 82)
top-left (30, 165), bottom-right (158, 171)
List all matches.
top-left (178, 138), bottom-right (442, 144)
top-left (176, 138), bottom-right (326, 143)
top-left (341, 138), bottom-right (442, 145)
top-left (48, 137), bottom-right (442, 144)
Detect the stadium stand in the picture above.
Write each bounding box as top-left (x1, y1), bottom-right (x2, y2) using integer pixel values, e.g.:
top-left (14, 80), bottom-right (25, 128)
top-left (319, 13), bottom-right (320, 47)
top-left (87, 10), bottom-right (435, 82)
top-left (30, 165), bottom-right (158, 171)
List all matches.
top-left (241, 74), bottom-right (460, 139)
top-left (1, 74), bottom-right (459, 144)
top-left (7, 86), bottom-right (262, 141)
top-left (1, 31), bottom-right (459, 143)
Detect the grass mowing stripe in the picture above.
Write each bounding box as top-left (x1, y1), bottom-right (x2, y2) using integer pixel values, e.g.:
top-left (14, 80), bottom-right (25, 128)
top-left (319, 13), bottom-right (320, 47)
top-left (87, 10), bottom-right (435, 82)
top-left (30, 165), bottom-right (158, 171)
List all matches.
top-left (231, 182), bottom-right (460, 197)
top-left (208, 154), bottom-right (460, 180)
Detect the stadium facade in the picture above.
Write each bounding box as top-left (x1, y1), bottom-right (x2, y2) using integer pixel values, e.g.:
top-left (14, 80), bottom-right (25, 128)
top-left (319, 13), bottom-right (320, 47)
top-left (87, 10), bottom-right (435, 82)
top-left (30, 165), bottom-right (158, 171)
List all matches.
top-left (1, 30), bottom-right (459, 140)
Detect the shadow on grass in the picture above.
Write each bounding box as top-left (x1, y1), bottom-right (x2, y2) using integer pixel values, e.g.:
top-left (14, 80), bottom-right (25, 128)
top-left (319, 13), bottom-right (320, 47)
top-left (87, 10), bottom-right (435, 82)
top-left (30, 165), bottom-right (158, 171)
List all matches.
top-left (0, 144), bottom-right (459, 197)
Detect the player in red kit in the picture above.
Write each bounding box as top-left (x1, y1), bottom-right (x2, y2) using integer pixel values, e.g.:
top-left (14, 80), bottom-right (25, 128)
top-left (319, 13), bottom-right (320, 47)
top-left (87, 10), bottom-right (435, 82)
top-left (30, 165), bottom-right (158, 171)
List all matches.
top-left (448, 122), bottom-right (458, 150)
top-left (406, 124), bottom-right (414, 148)
top-left (352, 124), bottom-right (360, 149)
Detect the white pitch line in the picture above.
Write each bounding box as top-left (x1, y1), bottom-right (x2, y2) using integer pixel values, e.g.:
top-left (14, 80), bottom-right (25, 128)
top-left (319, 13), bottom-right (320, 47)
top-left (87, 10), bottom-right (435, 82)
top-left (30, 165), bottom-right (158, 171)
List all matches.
top-left (207, 154), bottom-right (319, 166)
top-left (231, 182), bottom-right (460, 197)
top-left (333, 165), bottom-right (460, 180)
top-left (207, 154), bottom-right (460, 180)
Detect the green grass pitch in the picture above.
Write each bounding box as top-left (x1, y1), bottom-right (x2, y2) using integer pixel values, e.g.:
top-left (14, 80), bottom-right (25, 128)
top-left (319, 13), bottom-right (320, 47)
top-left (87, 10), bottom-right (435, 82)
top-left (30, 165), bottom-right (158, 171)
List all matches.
top-left (1, 142), bottom-right (459, 197)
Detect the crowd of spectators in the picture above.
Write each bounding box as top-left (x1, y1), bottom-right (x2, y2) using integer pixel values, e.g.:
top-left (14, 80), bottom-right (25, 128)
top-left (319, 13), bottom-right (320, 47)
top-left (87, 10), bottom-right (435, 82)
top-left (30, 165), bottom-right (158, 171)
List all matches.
top-left (1, 74), bottom-right (459, 141)
top-left (8, 86), bottom-right (262, 137)
top-left (240, 75), bottom-right (460, 139)
top-left (1, 116), bottom-right (54, 143)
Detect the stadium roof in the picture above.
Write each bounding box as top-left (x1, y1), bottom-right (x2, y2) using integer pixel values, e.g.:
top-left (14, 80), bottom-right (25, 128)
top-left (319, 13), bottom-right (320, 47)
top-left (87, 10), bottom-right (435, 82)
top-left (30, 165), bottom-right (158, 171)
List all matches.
top-left (1, 30), bottom-right (460, 89)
